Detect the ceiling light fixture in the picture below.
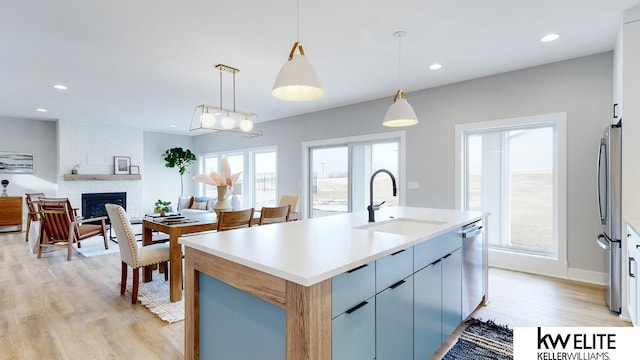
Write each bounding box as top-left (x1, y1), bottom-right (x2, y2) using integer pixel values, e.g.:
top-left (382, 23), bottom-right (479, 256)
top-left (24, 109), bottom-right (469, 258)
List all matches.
top-left (429, 63), bottom-right (442, 70)
top-left (36, 108), bottom-right (47, 112)
top-left (540, 33), bottom-right (560, 42)
top-left (190, 64), bottom-right (261, 137)
top-left (53, 84), bottom-right (68, 90)
top-left (383, 31), bottom-right (418, 127)
top-left (272, 0), bottom-right (324, 101)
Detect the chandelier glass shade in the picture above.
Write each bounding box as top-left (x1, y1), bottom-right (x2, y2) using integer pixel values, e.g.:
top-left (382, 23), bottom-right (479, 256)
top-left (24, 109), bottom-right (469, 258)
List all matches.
top-left (190, 64), bottom-right (262, 137)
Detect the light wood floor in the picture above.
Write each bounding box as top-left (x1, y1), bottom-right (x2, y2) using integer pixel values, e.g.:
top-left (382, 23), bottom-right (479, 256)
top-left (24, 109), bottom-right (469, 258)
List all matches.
top-left (433, 266), bottom-right (631, 359)
top-left (0, 232), bottom-right (631, 359)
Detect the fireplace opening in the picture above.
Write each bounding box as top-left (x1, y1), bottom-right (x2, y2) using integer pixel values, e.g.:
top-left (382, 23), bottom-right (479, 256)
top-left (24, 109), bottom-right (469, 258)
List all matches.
top-left (82, 192), bottom-right (126, 224)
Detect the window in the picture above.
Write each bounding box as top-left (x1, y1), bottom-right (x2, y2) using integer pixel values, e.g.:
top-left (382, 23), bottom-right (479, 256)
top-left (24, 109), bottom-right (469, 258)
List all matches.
top-left (304, 132), bottom-right (405, 218)
top-left (254, 151), bottom-right (277, 208)
top-left (455, 113), bottom-right (567, 277)
top-left (198, 147), bottom-right (277, 210)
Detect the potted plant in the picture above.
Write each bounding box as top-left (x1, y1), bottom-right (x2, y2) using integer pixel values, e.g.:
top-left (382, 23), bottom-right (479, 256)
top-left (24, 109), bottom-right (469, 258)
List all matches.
top-left (162, 147), bottom-right (197, 197)
top-left (154, 199), bottom-right (172, 216)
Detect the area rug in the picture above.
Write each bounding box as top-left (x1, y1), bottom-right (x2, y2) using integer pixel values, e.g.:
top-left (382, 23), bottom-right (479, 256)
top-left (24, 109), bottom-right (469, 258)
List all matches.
top-left (127, 277), bottom-right (184, 324)
top-left (443, 318), bottom-right (513, 359)
top-left (75, 235), bottom-right (119, 257)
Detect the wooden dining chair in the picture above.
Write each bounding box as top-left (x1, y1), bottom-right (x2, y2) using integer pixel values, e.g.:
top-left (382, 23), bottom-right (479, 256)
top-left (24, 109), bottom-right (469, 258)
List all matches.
top-left (106, 204), bottom-right (170, 304)
top-left (216, 208), bottom-right (254, 231)
top-left (258, 205), bottom-right (290, 225)
top-left (38, 198), bottom-right (109, 260)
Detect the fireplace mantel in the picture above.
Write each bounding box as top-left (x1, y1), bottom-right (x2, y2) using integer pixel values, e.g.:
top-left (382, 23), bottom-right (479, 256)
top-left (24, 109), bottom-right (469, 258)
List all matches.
top-left (63, 174), bottom-right (141, 181)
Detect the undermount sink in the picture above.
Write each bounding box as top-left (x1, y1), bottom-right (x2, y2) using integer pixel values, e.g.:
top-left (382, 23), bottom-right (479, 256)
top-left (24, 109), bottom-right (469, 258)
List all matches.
top-left (354, 218), bottom-right (446, 236)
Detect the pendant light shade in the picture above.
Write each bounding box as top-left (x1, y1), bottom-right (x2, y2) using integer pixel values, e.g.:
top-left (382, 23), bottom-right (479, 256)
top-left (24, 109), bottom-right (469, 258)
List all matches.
top-left (383, 90), bottom-right (418, 127)
top-left (272, 0), bottom-right (324, 101)
top-left (383, 31), bottom-right (418, 127)
top-left (272, 46), bottom-right (324, 101)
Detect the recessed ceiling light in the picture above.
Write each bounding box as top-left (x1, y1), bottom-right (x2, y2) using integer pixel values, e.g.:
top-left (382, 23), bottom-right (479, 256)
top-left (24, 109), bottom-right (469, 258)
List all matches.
top-left (169, 125), bottom-right (177, 128)
top-left (53, 84), bottom-right (68, 90)
top-left (36, 108), bottom-right (48, 112)
top-left (540, 33), bottom-right (560, 42)
top-left (429, 63), bottom-right (442, 70)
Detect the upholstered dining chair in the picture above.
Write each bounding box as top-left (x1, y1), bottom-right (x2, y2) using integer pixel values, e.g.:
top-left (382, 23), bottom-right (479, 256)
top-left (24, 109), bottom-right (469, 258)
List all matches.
top-left (38, 198), bottom-right (109, 260)
top-left (106, 204), bottom-right (170, 304)
top-left (278, 194), bottom-right (299, 220)
top-left (216, 208), bottom-right (254, 231)
top-left (24, 192), bottom-right (45, 242)
top-left (258, 205), bottom-right (290, 225)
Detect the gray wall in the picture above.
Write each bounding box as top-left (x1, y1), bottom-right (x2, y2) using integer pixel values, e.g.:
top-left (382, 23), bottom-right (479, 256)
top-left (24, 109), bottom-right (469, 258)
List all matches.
top-left (194, 52), bottom-right (613, 275)
top-left (143, 132), bottom-right (195, 213)
top-left (0, 116), bottom-right (58, 225)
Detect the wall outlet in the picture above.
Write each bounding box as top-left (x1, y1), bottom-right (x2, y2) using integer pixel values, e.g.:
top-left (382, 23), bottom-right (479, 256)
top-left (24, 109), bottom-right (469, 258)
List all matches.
top-left (407, 181), bottom-right (419, 190)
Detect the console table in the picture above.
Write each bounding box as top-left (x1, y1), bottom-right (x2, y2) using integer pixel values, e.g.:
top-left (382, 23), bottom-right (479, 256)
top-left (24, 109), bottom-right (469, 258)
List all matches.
top-left (0, 196), bottom-right (23, 232)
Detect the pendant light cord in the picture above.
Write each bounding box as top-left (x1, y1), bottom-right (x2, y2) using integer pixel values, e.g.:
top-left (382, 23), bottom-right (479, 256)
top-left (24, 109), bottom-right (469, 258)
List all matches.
top-left (397, 32), bottom-right (402, 90)
top-left (296, 0), bottom-right (300, 42)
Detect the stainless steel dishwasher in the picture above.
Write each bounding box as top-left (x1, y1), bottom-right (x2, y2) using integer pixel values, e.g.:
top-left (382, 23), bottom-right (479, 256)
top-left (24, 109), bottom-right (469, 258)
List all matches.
top-left (461, 220), bottom-right (484, 319)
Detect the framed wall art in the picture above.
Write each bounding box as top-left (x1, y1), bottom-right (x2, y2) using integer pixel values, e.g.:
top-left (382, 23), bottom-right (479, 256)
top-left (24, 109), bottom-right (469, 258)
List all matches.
top-left (129, 165), bottom-right (140, 175)
top-left (0, 152), bottom-right (34, 173)
top-left (114, 156), bottom-right (131, 175)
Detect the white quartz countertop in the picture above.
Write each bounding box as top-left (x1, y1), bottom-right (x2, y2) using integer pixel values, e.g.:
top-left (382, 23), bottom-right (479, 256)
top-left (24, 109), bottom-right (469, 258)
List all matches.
top-left (179, 206), bottom-right (486, 286)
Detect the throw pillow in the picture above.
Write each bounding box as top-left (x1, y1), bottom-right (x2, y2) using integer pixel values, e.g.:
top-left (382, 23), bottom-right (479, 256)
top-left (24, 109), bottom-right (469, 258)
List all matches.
top-left (190, 197), bottom-right (208, 210)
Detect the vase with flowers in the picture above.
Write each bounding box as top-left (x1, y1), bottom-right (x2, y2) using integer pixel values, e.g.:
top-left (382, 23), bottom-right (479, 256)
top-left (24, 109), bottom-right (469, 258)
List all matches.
top-left (192, 157), bottom-right (242, 216)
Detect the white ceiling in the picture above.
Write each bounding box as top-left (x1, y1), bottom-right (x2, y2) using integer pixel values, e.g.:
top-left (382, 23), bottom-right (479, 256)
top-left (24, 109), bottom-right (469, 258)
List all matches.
top-left (1, 0), bottom-right (638, 135)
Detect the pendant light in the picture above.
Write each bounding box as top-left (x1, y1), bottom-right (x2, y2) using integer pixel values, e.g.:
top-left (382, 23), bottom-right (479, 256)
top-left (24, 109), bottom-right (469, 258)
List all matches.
top-left (272, 0), bottom-right (324, 101)
top-left (190, 64), bottom-right (262, 137)
top-left (383, 31), bottom-right (418, 127)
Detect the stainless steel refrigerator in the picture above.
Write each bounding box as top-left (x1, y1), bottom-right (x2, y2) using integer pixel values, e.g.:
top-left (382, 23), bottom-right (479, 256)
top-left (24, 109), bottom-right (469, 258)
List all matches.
top-left (596, 122), bottom-right (622, 313)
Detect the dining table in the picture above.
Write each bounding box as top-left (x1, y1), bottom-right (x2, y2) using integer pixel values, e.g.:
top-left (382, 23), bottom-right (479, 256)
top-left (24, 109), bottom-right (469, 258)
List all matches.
top-left (142, 213), bottom-right (219, 302)
top-left (142, 211), bottom-right (287, 302)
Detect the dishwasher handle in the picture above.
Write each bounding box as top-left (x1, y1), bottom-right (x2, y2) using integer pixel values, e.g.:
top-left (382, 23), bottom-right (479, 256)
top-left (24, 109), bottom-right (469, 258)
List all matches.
top-left (461, 225), bottom-right (483, 238)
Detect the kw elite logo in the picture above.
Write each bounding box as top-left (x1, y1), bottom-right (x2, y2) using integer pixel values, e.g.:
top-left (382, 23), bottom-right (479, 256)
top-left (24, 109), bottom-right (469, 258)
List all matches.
top-left (514, 327), bottom-right (638, 359)
top-left (535, 328), bottom-right (615, 360)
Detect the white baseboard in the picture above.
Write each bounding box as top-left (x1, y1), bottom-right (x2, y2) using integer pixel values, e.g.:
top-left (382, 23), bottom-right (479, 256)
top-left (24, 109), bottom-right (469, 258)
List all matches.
top-left (489, 249), bottom-right (568, 278)
top-left (489, 249), bottom-right (607, 286)
top-left (567, 268), bottom-right (606, 286)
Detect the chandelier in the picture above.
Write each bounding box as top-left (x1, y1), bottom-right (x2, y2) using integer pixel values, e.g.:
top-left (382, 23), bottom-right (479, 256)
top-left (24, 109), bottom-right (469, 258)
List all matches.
top-left (190, 64), bottom-right (262, 137)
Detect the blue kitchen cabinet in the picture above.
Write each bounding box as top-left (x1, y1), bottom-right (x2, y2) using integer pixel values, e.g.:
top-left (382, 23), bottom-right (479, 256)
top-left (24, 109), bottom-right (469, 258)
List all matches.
top-left (376, 247), bottom-right (413, 293)
top-left (414, 260), bottom-right (442, 359)
top-left (442, 248), bottom-right (462, 340)
top-left (332, 261), bottom-right (376, 360)
top-left (332, 296), bottom-right (376, 360)
top-left (332, 261), bottom-right (375, 318)
top-left (376, 275), bottom-right (414, 360)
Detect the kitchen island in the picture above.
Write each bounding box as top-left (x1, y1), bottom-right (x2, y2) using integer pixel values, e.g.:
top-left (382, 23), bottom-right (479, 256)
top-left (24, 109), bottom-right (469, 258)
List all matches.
top-left (180, 206), bottom-right (487, 360)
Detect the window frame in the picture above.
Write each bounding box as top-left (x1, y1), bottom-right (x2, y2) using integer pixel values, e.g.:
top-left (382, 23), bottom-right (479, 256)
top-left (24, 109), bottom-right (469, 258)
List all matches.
top-left (198, 145), bottom-right (278, 209)
top-left (455, 113), bottom-right (568, 278)
top-left (301, 131), bottom-right (406, 219)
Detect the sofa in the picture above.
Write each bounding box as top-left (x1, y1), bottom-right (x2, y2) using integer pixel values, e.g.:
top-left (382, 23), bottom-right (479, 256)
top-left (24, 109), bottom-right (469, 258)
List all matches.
top-left (177, 196), bottom-right (216, 217)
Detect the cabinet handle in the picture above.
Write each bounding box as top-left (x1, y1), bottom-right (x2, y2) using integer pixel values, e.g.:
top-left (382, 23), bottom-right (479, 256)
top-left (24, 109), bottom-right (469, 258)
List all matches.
top-left (630, 257), bottom-right (636, 278)
top-left (430, 259), bottom-right (442, 266)
top-left (391, 249), bottom-right (406, 256)
top-left (442, 253), bottom-right (452, 259)
top-left (345, 301), bottom-right (368, 314)
top-left (389, 279), bottom-right (406, 290)
top-left (347, 264), bottom-right (368, 273)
